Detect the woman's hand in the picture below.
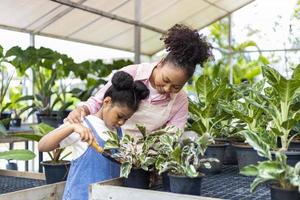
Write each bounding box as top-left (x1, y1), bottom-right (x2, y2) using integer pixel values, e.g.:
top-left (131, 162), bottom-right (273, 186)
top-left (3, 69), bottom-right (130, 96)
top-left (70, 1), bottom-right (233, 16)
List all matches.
top-left (65, 106), bottom-right (89, 124)
top-left (71, 123), bottom-right (94, 145)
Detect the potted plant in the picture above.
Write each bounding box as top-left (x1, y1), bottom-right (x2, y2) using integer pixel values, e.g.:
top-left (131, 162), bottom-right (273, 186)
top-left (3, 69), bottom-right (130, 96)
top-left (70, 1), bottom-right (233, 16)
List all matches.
top-left (188, 75), bottom-right (231, 173)
top-left (245, 65), bottom-right (300, 165)
top-left (240, 130), bottom-right (300, 200)
top-left (220, 79), bottom-right (275, 170)
top-left (13, 123), bottom-right (71, 184)
top-left (103, 124), bottom-right (166, 189)
top-left (7, 46), bottom-right (76, 127)
top-left (0, 149), bottom-right (36, 170)
top-left (156, 129), bottom-right (217, 195)
top-left (70, 59), bottom-right (132, 101)
top-left (8, 86), bottom-right (31, 127)
top-left (0, 45), bottom-right (14, 130)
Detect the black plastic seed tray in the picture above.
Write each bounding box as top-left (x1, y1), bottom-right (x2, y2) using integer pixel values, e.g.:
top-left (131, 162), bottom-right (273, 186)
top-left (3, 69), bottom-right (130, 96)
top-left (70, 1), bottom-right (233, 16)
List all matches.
top-left (0, 175), bottom-right (45, 194)
top-left (154, 165), bottom-right (270, 200)
top-left (201, 165), bottom-right (270, 200)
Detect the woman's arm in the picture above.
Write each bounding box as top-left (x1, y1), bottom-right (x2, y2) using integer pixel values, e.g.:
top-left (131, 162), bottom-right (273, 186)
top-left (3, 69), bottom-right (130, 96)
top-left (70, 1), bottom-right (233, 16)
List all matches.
top-left (38, 123), bottom-right (94, 152)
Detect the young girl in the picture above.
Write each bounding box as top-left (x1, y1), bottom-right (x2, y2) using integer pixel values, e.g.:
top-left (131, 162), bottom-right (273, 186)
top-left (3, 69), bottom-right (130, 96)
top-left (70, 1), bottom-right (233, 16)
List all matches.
top-left (38, 71), bottom-right (149, 200)
top-left (66, 24), bottom-right (213, 138)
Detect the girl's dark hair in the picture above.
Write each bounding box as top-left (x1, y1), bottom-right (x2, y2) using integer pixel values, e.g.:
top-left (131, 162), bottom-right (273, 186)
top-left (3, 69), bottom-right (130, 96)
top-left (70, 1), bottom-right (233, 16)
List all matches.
top-left (161, 24), bottom-right (213, 78)
top-left (104, 71), bottom-right (149, 111)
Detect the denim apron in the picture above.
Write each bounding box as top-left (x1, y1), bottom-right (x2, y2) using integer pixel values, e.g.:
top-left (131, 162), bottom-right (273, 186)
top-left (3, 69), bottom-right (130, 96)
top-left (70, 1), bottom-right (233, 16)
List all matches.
top-left (62, 117), bottom-right (121, 200)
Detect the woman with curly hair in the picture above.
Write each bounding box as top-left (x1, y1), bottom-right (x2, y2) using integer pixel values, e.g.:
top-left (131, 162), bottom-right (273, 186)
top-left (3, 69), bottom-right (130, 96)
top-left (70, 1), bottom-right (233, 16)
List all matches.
top-left (66, 24), bottom-right (213, 138)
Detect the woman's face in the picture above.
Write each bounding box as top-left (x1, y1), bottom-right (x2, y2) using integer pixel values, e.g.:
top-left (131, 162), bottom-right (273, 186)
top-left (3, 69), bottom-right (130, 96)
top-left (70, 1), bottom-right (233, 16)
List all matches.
top-left (151, 61), bottom-right (189, 94)
top-left (101, 98), bottom-right (134, 130)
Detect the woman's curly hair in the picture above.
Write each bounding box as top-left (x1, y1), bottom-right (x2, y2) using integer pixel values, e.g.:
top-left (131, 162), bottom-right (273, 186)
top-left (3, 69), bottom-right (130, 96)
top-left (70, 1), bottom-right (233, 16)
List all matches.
top-left (161, 24), bottom-right (213, 77)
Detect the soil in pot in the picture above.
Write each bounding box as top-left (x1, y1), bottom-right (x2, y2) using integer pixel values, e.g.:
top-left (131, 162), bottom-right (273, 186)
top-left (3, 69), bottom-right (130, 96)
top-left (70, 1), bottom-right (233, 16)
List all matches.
top-left (232, 142), bottom-right (266, 171)
top-left (270, 184), bottom-right (300, 200)
top-left (41, 160), bottom-right (71, 184)
top-left (123, 168), bottom-right (150, 189)
top-left (202, 142), bottom-right (229, 174)
top-left (168, 173), bottom-right (204, 195)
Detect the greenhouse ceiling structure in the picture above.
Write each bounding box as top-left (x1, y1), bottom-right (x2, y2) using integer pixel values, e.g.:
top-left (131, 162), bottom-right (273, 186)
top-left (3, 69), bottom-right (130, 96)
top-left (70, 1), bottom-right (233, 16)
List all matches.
top-left (0, 0), bottom-right (254, 57)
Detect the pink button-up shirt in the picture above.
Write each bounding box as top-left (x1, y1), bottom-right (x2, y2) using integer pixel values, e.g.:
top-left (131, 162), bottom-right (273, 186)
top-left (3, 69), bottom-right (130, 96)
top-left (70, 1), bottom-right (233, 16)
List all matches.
top-left (80, 62), bottom-right (188, 129)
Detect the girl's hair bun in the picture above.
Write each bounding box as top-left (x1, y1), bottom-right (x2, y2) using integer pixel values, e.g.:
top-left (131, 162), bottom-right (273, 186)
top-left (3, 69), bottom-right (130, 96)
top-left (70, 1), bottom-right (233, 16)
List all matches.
top-left (111, 71), bottom-right (134, 90)
top-left (134, 81), bottom-right (150, 101)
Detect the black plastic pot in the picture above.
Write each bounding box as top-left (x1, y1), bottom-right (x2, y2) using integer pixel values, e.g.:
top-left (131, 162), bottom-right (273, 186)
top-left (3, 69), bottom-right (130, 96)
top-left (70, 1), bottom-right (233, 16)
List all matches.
top-left (41, 161), bottom-right (71, 184)
top-left (0, 112), bottom-right (11, 130)
top-left (202, 142), bottom-right (228, 174)
top-left (6, 161), bottom-right (18, 170)
top-left (39, 115), bottom-right (61, 128)
top-left (168, 173), bottom-right (203, 195)
top-left (11, 118), bottom-right (21, 127)
top-left (124, 168), bottom-right (150, 189)
top-left (233, 143), bottom-right (265, 171)
top-left (162, 172), bottom-right (170, 191)
top-left (289, 140), bottom-right (300, 150)
top-left (223, 143), bottom-right (238, 165)
top-left (271, 150), bottom-right (300, 166)
top-left (270, 184), bottom-right (300, 200)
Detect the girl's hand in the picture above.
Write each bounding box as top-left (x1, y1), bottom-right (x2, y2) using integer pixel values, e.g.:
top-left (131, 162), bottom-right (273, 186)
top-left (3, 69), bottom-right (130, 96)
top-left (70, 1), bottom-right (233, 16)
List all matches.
top-left (65, 106), bottom-right (88, 124)
top-left (71, 123), bottom-right (94, 145)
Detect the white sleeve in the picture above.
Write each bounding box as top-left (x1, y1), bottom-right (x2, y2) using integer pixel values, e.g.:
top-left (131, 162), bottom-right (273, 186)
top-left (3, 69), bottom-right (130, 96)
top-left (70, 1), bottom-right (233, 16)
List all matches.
top-left (59, 131), bottom-right (80, 148)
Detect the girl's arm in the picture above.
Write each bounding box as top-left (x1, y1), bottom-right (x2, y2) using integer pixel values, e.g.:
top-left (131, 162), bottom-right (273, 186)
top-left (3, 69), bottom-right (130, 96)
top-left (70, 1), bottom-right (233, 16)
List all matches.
top-left (38, 123), bottom-right (94, 152)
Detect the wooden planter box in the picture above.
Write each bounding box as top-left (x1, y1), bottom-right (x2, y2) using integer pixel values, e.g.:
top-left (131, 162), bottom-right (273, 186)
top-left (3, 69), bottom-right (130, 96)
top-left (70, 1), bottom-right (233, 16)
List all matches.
top-left (0, 171), bottom-right (222, 200)
top-left (0, 169), bottom-right (65, 200)
top-left (89, 178), bottom-right (222, 200)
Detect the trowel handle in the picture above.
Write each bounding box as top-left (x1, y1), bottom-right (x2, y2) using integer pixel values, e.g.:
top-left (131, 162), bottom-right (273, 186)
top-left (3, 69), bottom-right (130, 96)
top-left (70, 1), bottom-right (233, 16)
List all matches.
top-left (91, 140), bottom-right (104, 153)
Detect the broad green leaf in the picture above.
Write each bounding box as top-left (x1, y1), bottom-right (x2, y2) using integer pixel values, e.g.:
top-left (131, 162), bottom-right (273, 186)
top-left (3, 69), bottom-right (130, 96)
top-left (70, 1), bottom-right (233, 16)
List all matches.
top-left (120, 162), bottom-right (132, 178)
top-left (257, 161), bottom-right (284, 179)
top-left (0, 150), bottom-right (35, 161)
top-left (191, 119), bottom-right (206, 135)
top-left (13, 133), bottom-right (42, 142)
top-left (262, 65), bottom-right (282, 86)
top-left (292, 64), bottom-right (300, 80)
top-left (196, 75), bottom-right (212, 100)
top-left (250, 177), bottom-right (269, 193)
top-left (281, 119), bottom-right (297, 131)
top-left (243, 130), bottom-right (271, 159)
top-left (136, 124), bottom-right (147, 138)
top-left (185, 165), bottom-right (198, 178)
top-left (240, 165), bottom-right (258, 176)
top-left (171, 145), bottom-right (181, 163)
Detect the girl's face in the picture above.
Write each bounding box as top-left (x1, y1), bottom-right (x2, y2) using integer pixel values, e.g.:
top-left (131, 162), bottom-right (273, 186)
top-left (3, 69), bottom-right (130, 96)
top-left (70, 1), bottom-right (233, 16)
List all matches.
top-left (150, 61), bottom-right (189, 94)
top-left (101, 97), bottom-right (134, 130)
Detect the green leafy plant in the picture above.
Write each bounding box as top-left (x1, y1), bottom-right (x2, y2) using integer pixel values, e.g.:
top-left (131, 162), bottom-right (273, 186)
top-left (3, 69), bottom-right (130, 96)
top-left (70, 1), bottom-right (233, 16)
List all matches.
top-left (103, 124), bottom-right (168, 178)
top-left (203, 18), bottom-right (270, 84)
top-left (0, 45), bottom-right (14, 114)
top-left (71, 59), bottom-right (132, 101)
top-left (240, 130), bottom-right (300, 192)
top-left (7, 46), bottom-right (76, 117)
top-left (156, 131), bottom-right (217, 178)
top-left (188, 75), bottom-right (232, 142)
top-left (244, 65), bottom-right (300, 151)
top-left (8, 86), bottom-right (31, 119)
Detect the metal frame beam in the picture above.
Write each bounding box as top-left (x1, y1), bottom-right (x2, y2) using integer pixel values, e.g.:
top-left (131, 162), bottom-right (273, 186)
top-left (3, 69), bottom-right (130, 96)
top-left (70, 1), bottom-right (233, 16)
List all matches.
top-left (134, 0), bottom-right (141, 64)
top-left (50, 0), bottom-right (166, 34)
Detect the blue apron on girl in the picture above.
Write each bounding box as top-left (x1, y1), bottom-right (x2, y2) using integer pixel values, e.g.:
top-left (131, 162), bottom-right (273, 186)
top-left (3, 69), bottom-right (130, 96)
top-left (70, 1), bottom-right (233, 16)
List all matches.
top-left (63, 117), bottom-right (122, 200)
